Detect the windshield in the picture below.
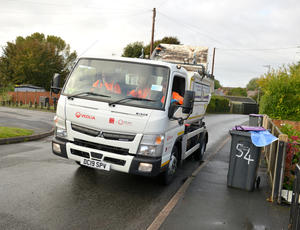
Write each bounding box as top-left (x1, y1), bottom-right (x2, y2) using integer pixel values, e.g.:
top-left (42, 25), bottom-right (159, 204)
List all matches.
top-left (63, 58), bottom-right (169, 110)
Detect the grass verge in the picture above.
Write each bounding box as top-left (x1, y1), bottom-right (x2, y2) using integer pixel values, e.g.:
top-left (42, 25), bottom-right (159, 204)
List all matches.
top-left (0, 127), bottom-right (34, 138)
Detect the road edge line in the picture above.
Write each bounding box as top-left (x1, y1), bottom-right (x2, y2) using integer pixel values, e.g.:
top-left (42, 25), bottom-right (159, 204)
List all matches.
top-left (147, 135), bottom-right (230, 230)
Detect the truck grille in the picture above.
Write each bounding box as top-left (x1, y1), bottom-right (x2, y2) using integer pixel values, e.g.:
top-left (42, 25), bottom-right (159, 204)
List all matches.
top-left (103, 157), bottom-right (126, 166)
top-left (71, 124), bottom-right (135, 141)
top-left (71, 149), bottom-right (90, 158)
top-left (73, 139), bottom-right (129, 155)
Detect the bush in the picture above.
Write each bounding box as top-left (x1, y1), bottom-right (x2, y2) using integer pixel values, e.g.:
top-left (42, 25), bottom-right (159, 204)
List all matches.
top-left (281, 124), bottom-right (300, 190)
top-left (207, 95), bottom-right (230, 113)
top-left (258, 64), bottom-right (300, 121)
top-left (226, 87), bottom-right (247, 97)
top-left (0, 84), bottom-right (14, 102)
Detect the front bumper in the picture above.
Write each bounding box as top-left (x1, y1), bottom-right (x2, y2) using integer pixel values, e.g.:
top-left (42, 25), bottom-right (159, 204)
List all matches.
top-left (52, 137), bottom-right (68, 159)
top-left (129, 156), bottom-right (162, 177)
top-left (51, 137), bottom-right (164, 177)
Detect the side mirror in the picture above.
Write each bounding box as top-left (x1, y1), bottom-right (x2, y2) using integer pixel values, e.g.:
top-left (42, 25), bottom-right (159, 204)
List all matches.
top-left (168, 103), bottom-right (178, 118)
top-left (182, 90), bottom-right (195, 114)
top-left (51, 73), bottom-right (61, 94)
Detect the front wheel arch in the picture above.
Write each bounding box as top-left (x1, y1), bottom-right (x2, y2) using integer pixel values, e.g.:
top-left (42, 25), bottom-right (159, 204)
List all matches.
top-left (160, 145), bottom-right (179, 185)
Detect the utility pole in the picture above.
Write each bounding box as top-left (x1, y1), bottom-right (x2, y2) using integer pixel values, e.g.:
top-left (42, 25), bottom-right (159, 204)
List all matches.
top-left (211, 47), bottom-right (216, 76)
top-left (150, 8), bottom-right (156, 57)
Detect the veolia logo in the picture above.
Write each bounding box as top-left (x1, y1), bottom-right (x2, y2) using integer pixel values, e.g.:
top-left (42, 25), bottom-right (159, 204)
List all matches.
top-left (75, 112), bottom-right (95, 120)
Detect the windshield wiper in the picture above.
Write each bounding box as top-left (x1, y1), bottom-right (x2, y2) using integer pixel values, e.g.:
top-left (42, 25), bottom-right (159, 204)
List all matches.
top-left (109, 97), bottom-right (158, 106)
top-left (67, 91), bottom-right (111, 99)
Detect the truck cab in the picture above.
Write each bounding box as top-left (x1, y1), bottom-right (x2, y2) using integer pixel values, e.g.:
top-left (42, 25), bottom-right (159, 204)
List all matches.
top-left (52, 46), bottom-right (213, 184)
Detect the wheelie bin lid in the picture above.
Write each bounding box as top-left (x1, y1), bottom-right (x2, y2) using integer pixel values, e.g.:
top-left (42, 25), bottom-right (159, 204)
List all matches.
top-left (249, 114), bottom-right (264, 117)
top-left (232, 125), bottom-right (266, 131)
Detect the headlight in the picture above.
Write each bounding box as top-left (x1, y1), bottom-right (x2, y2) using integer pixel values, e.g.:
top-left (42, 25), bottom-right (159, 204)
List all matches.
top-left (137, 134), bottom-right (164, 157)
top-left (54, 115), bottom-right (67, 138)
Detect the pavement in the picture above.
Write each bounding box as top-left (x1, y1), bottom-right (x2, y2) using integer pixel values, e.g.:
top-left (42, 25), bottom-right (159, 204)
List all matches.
top-left (0, 107), bottom-right (54, 144)
top-left (158, 138), bottom-right (290, 230)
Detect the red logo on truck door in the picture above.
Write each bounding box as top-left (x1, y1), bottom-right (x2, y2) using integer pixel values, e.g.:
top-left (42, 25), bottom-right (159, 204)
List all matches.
top-left (75, 112), bottom-right (95, 120)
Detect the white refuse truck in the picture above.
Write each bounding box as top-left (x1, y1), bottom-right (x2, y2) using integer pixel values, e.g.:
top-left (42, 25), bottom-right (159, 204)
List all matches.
top-left (51, 44), bottom-right (214, 184)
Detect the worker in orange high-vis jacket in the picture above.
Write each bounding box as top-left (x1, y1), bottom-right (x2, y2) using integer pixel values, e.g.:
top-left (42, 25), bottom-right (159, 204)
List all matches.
top-left (92, 73), bottom-right (121, 94)
top-left (160, 92), bottom-right (184, 105)
top-left (128, 77), bottom-right (151, 99)
top-left (160, 83), bottom-right (183, 105)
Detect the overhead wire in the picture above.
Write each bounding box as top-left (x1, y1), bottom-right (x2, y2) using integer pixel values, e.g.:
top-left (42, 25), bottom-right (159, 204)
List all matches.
top-left (158, 11), bottom-right (226, 46)
top-left (155, 12), bottom-right (198, 45)
top-left (157, 9), bottom-right (299, 70)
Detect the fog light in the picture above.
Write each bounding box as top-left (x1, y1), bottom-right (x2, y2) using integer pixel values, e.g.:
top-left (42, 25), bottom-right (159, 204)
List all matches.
top-left (138, 163), bottom-right (153, 172)
top-left (53, 143), bottom-right (61, 153)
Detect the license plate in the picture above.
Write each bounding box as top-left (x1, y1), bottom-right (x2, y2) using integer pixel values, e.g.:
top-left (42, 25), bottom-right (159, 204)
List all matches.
top-left (80, 158), bottom-right (110, 171)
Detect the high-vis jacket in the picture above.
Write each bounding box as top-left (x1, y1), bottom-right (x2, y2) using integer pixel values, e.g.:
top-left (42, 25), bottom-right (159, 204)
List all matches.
top-left (92, 80), bottom-right (121, 94)
top-left (129, 88), bottom-right (151, 99)
top-left (161, 92), bottom-right (183, 105)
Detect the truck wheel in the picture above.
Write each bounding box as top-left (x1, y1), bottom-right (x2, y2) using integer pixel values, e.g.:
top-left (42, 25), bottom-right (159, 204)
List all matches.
top-left (194, 135), bottom-right (206, 161)
top-left (161, 146), bottom-right (178, 185)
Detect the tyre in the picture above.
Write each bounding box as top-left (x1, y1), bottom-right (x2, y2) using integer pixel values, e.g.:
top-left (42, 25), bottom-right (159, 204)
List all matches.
top-left (194, 135), bottom-right (207, 161)
top-left (161, 146), bottom-right (178, 185)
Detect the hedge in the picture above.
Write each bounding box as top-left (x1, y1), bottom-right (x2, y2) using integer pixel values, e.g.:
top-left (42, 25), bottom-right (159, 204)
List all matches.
top-left (258, 64), bottom-right (300, 121)
top-left (207, 95), bottom-right (230, 113)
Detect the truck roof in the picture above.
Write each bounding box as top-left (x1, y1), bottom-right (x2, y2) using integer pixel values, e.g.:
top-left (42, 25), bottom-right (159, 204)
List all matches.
top-left (78, 55), bottom-right (188, 75)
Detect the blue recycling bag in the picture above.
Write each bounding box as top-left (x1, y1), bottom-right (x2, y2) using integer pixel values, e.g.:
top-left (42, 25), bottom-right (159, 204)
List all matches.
top-left (250, 130), bottom-right (278, 147)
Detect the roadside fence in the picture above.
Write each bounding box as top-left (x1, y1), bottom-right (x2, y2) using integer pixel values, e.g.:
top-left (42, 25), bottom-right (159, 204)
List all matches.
top-left (0, 91), bottom-right (59, 110)
top-left (262, 115), bottom-right (289, 203)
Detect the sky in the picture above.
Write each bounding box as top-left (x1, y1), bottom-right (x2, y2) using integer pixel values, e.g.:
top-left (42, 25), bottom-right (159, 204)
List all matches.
top-left (1, 0), bottom-right (300, 87)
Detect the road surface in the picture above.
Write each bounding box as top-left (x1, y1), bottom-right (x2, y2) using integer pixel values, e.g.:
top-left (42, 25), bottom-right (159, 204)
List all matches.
top-left (0, 108), bottom-right (248, 230)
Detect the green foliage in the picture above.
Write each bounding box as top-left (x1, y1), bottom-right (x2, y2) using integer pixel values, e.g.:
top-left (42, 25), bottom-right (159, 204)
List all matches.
top-left (122, 41), bottom-right (144, 58)
top-left (214, 79), bottom-right (221, 89)
top-left (0, 84), bottom-right (14, 101)
top-left (122, 36), bottom-right (180, 58)
top-left (246, 78), bottom-right (259, 91)
top-left (280, 124), bottom-right (300, 139)
top-left (207, 95), bottom-right (230, 113)
top-left (258, 64), bottom-right (300, 121)
top-left (0, 32), bottom-right (77, 90)
top-left (226, 87), bottom-right (247, 97)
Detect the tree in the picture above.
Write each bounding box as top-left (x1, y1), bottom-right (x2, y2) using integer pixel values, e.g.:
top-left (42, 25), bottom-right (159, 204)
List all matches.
top-left (122, 36), bottom-right (180, 58)
top-left (226, 87), bottom-right (247, 97)
top-left (258, 64), bottom-right (300, 121)
top-left (246, 78), bottom-right (259, 91)
top-left (122, 42), bottom-right (144, 58)
top-left (0, 32), bottom-right (77, 90)
top-left (214, 79), bottom-right (221, 89)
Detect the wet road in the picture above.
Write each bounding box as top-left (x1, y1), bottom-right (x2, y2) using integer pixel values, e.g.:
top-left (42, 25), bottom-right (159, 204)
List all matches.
top-left (0, 107), bottom-right (54, 133)
top-left (0, 110), bottom-right (248, 230)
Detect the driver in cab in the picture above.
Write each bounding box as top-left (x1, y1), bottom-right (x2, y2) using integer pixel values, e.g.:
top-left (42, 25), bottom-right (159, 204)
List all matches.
top-left (92, 72), bottom-right (122, 94)
top-left (161, 82), bottom-right (183, 105)
top-left (128, 77), bottom-right (151, 99)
